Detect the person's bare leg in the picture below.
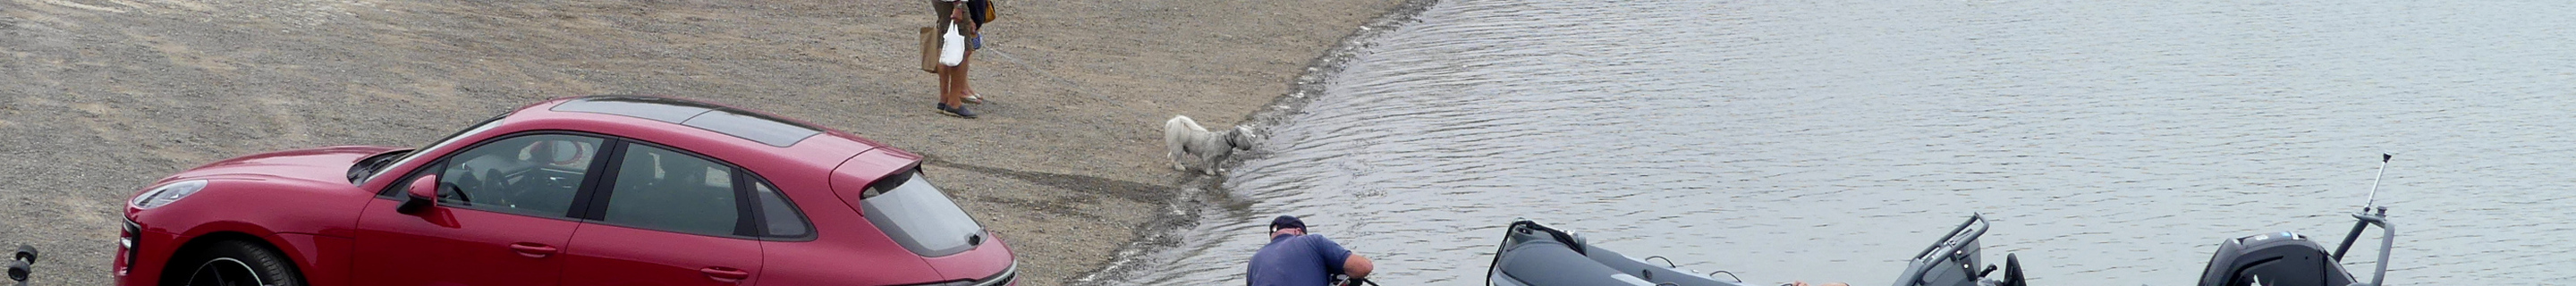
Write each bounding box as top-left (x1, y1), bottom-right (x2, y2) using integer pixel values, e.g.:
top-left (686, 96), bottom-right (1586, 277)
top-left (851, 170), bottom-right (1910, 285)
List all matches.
top-left (941, 65), bottom-right (965, 107)
top-left (938, 64), bottom-right (953, 105)
top-left (937, 66), bottom-right (955, 107)
top-left (958, 48), bottom-right (979, 102)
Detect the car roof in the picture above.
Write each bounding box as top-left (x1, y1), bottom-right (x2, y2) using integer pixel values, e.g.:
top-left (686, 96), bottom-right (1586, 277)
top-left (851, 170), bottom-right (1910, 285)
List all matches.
top-left (547, 96), bottom-right (826, 147)
top-left (518, 95), bottom-right (894, 148)
top-left (493, 96), bottom-right (910, 177)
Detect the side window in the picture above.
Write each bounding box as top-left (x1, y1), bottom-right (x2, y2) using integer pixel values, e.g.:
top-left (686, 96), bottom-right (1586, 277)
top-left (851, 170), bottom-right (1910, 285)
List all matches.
top-left (436, 134), bottom-right (602, 217)
top-left (601, 144), bottom-right (743, 237)
top-left (754, 181), bottom-right (811, 238)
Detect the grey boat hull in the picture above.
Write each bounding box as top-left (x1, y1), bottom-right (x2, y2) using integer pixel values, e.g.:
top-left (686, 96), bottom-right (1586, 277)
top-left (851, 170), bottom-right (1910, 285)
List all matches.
top-left (1486, 220), bottom-right (1752, 286)
top-left (1488, 215), bottom-right (2013, 286)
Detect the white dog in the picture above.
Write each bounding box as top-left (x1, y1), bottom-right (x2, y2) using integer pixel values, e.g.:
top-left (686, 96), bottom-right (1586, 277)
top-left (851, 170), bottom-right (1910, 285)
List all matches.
top-left (1165, 115), bottom-right (1257, 175)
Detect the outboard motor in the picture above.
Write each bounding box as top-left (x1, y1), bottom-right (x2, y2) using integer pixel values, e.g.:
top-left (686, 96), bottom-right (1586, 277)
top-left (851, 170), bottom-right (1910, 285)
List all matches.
top-left (2196, 231), bottom-right (2351, 286)
top-left (2198, 154), bottom-right (2399, 286)
top-left (2195, 208), bottom-right (2394, 286)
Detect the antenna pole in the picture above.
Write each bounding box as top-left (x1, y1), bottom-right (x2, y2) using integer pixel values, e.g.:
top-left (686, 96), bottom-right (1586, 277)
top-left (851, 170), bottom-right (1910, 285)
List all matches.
top-left (2362, 153), bottom-right (2391, 209)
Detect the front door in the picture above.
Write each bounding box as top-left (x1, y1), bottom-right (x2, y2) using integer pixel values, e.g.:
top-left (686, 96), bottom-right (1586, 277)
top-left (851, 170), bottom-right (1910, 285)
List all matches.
top-left (352, 133), bottom-right (608, 286)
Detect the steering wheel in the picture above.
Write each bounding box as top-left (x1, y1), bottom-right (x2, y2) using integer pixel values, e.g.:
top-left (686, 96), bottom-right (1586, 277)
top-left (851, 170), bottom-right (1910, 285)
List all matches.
top-left (436, 181), bottom-right (470, 204)
top-left (473, 168), bottom-right (528, 206)
top-left (495, 169), bottom-right (588, 212)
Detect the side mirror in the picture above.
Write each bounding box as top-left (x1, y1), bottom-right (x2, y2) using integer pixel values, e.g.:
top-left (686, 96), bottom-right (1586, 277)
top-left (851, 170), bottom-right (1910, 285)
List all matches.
top-left (397, 174), bottom-right (440, 214)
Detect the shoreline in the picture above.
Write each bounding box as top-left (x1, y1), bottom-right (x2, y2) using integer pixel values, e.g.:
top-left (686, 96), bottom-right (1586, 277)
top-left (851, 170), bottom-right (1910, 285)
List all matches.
top-left (0, 0), bottom-right (1407, 285)
top-left (1072, 0), bottom-right (1447, 283)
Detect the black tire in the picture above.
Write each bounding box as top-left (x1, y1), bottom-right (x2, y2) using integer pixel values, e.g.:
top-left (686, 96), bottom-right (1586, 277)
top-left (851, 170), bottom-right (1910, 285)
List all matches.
top-left (166, 240), bottom-right (302, 286)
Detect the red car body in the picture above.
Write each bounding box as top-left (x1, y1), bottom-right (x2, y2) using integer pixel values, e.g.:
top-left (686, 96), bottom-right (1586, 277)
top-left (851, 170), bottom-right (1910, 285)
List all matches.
top-left (115, 96), bottom-right (1017, 286)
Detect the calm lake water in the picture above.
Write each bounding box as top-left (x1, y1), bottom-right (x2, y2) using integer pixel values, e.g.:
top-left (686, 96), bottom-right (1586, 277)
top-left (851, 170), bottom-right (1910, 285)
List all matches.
top-left (1098, 0), bottom-right (2575, 285)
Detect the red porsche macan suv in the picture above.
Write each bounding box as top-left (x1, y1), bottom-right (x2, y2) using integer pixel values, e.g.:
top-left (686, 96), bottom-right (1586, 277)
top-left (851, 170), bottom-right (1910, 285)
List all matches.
top-left (115, 96), bottom-right (1017, 286)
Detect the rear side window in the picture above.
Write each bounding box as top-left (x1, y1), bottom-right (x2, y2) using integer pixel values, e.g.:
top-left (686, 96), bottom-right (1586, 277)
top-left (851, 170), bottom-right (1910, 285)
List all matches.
top-left (753, 182), bottom-right (811, 238)
top-left (600, 144), bottom-right (745, 237)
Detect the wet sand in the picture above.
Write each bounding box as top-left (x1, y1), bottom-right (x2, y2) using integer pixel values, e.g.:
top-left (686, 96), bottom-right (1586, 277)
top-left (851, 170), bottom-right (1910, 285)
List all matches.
top-left (0, 0), bottom-right (1398, 285)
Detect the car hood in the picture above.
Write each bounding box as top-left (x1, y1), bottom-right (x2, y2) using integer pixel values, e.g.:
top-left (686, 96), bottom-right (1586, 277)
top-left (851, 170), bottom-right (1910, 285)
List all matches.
top-left (165, 146), bottom-right (402, 186)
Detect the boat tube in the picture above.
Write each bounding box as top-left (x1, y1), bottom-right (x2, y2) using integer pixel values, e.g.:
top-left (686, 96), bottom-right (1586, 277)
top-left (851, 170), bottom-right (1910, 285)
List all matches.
top-left (1487, 220), bottom-right (1753, 286)
top-left (1487, 215), bottom-right (2026, 286)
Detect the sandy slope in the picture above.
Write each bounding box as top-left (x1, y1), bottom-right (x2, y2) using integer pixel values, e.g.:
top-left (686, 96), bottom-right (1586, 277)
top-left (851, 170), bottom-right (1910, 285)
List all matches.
top-left (0, 0), bottom-right (1397, 284)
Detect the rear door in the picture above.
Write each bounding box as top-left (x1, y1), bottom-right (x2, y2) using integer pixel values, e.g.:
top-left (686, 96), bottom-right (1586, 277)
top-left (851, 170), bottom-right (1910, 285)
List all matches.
top-left (560, 142), bottom-right (765, 285)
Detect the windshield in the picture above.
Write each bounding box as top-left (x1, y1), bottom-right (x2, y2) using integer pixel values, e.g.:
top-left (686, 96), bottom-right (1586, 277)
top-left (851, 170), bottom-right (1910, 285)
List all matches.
top-left (359, 114), bottom-right (508, 183)
top-left (860, 171), bottom-right (987, 257)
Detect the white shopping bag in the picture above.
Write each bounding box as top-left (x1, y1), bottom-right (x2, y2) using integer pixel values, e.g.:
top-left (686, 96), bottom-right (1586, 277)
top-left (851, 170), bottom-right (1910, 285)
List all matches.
top-left (939, 23), bottom-right (966, 66)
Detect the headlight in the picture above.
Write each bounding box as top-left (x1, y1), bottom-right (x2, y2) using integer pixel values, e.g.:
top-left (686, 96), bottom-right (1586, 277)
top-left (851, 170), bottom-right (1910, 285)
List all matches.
top-left (129, 180), bottom-right (209, 209)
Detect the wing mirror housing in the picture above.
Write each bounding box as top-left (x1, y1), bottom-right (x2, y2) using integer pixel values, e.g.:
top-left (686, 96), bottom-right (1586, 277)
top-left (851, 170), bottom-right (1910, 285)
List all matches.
top-left (397, 174), bottom-right (439, 214)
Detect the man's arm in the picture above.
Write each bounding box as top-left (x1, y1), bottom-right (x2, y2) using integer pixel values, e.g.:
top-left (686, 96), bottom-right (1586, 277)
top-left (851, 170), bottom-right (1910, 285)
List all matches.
top-left (946, 2), bottom-right (978, 35)
top-left (1343, 254), bottom-right (1373, 279)
top-left (1308, 235), bottom-right (1370, 280)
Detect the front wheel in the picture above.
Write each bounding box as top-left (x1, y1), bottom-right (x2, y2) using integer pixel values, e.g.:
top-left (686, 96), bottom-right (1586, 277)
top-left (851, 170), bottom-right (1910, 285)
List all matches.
top-left (173, 240), bottom-right (302, 286)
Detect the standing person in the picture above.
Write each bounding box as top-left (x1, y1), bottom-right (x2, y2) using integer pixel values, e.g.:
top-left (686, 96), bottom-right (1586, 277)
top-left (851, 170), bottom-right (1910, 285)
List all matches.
top-left (933, 0), bottom-right (991, 118)
top-left (1248, 215), bottom-right (1376, 286)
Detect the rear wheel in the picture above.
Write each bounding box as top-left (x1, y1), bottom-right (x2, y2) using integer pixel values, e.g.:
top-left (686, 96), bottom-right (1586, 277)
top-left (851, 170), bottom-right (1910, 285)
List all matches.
top-left (174, 240), bottom-right (302, 286)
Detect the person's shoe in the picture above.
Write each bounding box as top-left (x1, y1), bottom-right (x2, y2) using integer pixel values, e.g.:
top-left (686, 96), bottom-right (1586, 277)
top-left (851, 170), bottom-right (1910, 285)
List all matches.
top-left (936, 104), bottom-right (979, 119)
top-left (962, 92), bottom-right (987, 105)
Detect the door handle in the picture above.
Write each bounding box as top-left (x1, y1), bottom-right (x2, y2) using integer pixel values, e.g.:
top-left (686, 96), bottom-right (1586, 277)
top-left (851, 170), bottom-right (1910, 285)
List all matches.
top-left (699, 266), bottom-right (751, 282)
top-left (507, 242), bottom-right (558, 258)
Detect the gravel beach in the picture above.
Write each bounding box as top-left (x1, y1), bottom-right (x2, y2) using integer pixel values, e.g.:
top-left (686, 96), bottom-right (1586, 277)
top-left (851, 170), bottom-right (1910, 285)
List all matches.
top-left (0, 0), bottom-right (1399, 285)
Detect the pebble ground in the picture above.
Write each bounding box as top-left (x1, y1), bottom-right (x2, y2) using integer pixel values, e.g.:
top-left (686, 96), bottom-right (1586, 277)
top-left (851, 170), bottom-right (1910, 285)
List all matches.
top-left (0, 0), bottom-right (1400, 285)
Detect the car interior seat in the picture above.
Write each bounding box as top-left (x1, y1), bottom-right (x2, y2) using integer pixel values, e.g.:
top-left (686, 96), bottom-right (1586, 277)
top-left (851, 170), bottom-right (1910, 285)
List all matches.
top-left (607, 150), bottom-right (740, 236)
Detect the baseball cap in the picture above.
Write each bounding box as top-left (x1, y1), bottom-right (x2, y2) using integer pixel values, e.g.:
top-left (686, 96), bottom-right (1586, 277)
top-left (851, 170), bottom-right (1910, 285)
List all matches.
top-left (1268, 215), bottom-right (1307, 231)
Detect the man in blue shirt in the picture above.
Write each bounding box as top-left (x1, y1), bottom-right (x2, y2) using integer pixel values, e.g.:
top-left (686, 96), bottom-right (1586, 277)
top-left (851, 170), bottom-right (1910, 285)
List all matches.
top-left (1248, 215), bottom-right (1376, 286)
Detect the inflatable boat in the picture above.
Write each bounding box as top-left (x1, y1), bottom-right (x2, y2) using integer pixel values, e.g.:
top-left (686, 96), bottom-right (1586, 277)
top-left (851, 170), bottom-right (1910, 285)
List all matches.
top-left (1487, 210), bottom-right (2389, 286)
top-left (1487, 156), bottom-right (2402, 286)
